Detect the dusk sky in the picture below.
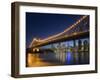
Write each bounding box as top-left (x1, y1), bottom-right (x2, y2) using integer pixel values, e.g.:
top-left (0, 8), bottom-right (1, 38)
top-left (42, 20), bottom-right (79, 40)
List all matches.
top-left (26, 12), bottom-right (84, 48)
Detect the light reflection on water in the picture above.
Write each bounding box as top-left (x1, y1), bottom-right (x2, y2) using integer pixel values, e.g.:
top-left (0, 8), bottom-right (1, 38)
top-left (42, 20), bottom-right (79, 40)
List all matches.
top-left (66, 51), bottom-right (89, 65)
top-left (27, 38), bottom-right (89, 67)
top-left (66, 51), bottom-right (72, 64)
top-left (27, 51), bottom-right (89, 67)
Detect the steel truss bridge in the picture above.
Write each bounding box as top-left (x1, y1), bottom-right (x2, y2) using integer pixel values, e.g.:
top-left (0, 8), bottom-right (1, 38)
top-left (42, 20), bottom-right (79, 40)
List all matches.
top-left (29, 15), bottom-right (89, 49)
top-left (26, 15), bottom-right (90, 66)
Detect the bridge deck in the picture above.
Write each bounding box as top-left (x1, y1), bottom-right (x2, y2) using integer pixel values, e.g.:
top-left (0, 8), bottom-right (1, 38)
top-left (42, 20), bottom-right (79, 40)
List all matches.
top-left (31, 31), bottom-right (89, 48)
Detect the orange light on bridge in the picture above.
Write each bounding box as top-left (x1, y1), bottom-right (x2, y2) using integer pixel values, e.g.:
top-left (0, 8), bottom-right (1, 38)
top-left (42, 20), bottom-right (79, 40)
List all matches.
top-left (73, 32), bottom-right (77, 35)
top-left (33, 48), bottom-right (39, 52)
top-left (36, 48), bottom-right (39, 52)
top-left (40, 15), bottom-right (88, 42)
top-left (30, 15), bottom-right (88, 48)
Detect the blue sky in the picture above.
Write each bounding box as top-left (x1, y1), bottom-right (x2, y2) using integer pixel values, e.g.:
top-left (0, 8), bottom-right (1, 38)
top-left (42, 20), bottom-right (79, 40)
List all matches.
top-left (26, 12), bottom-right (84, 48)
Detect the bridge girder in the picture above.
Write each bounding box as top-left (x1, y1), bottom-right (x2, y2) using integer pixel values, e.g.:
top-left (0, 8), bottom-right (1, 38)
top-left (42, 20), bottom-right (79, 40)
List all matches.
top-left (31, 31), bottom-right (89, 48)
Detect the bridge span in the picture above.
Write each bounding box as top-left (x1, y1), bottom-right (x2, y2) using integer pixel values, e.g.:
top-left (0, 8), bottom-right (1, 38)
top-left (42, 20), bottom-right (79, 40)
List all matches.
top-left (29, 15), bottom-right (89, 48)
top-left (26, 15), bottom-right (90, 67)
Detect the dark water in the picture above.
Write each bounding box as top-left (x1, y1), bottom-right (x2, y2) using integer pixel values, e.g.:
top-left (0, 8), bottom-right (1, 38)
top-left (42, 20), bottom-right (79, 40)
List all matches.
top-left (26, 51), bottom-right (89, 67)
top-left (65, 51), bottom-right (89, 65)
top-left (27, 51), bottom-right (89, 66)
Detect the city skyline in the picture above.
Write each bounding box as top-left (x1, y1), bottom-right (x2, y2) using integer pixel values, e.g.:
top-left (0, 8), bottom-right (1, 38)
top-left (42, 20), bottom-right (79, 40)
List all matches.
top-left (26, 13), bottom-right (90, 67)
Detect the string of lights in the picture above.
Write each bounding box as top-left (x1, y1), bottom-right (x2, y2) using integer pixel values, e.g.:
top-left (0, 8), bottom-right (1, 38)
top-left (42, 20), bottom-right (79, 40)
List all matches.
top-left (29, 15), bottom-right (88, 48)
